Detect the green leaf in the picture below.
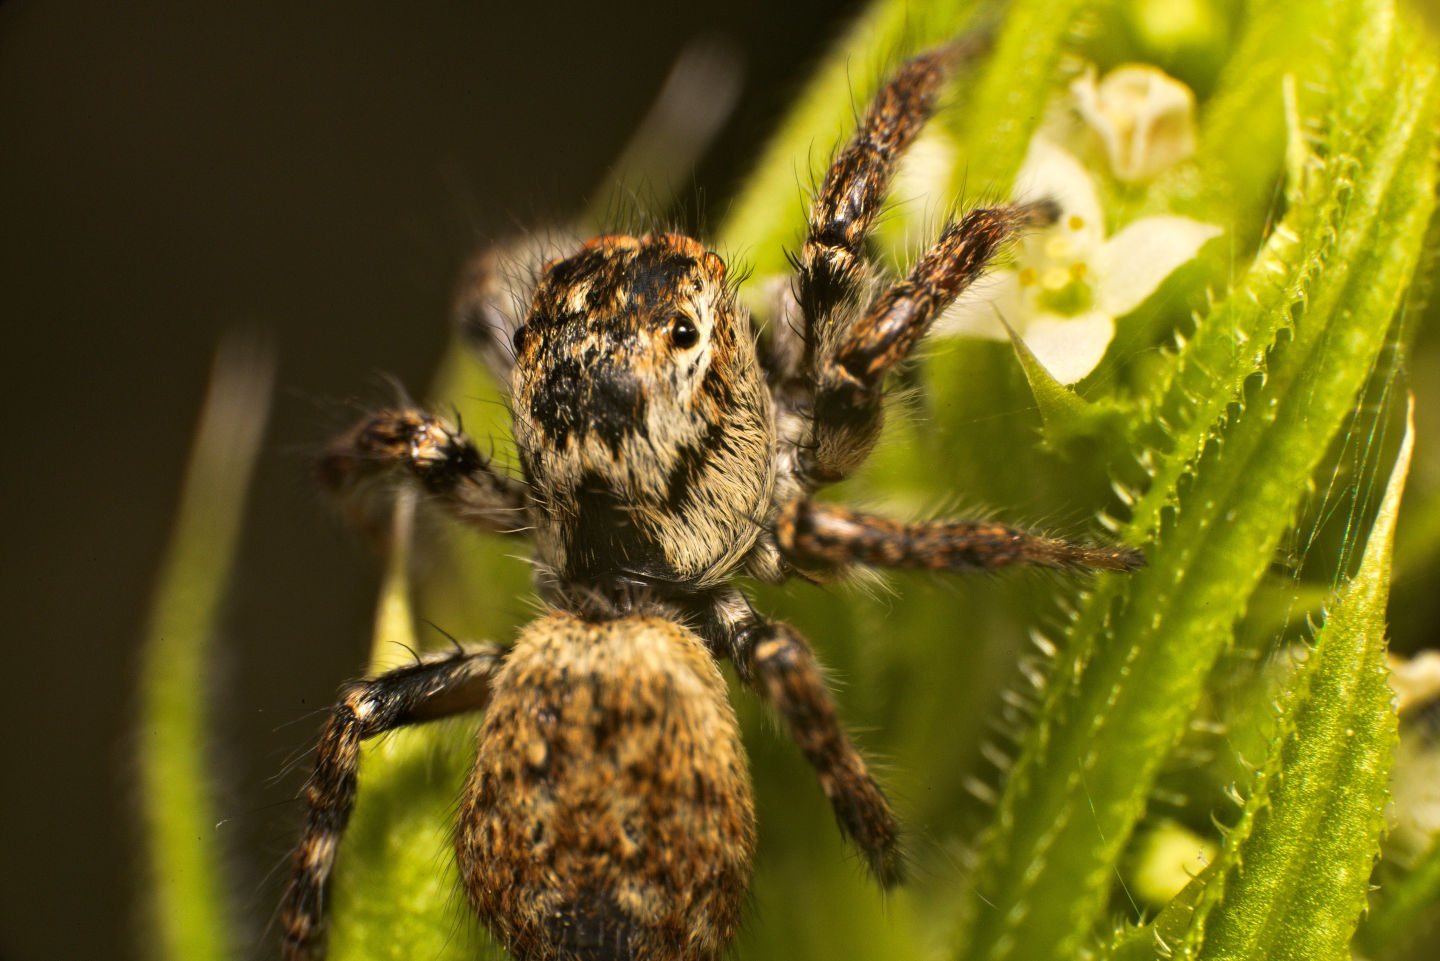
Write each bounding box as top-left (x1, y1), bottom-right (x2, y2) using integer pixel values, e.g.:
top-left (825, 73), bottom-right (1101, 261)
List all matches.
top-left (138, 336), bottom-right (273, 961)
top-left (1174, 400), bottom-right (1410, 960)
top-left (953, 3), bottom-right (1438, 959)
top-left (942, 0), bottom-right (1090, 194)
top-left (1004, 313), bottom-right (1097, 440)
top-left (327, 723), bottom-right (484, 961)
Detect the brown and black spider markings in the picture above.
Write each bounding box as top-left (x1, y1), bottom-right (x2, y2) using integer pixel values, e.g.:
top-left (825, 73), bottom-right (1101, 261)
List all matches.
top-left (283, 41), bottom-right (1143, 961)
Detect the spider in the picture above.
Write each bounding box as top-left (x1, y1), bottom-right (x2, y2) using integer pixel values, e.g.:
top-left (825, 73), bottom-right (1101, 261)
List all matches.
top-left (281, 41), bottom-right (1143, 961)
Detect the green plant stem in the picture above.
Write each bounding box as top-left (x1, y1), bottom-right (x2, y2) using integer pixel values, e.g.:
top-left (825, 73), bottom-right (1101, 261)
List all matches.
top-left (138, 334), bottom-right (273, 961)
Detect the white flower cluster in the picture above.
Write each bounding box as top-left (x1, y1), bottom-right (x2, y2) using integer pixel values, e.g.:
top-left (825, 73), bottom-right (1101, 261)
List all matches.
top-left (938, 64), bottom-right (1222, 384)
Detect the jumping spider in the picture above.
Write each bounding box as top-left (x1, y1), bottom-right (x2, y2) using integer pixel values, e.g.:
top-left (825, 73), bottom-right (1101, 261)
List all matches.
top-left (282, 42), bottom-right (1143, 961)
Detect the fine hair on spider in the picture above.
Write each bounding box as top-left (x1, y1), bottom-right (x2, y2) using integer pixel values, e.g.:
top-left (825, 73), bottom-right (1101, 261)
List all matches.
top-left (282, 37), bottom-right (1144, 961)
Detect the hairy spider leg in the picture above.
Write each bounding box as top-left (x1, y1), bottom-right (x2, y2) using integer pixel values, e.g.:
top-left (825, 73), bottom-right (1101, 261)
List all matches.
top-left (776, 499), bottom-right (1147, 575)
top-left (281, 645), bottom-right (506, 961)
top-left (800, 200), bottom-right (1058, 486)
top-left (317, 407), bottom-right (530, 536)
top-left (724, 614), bottom-right (903, 886)
top-left (774, 36), bottom-right (1059, 490)
top-left (795, 43), bottom-right (968, 353)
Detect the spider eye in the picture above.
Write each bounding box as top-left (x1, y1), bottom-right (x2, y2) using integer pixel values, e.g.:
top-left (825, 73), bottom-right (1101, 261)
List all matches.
top-left (669, 316), bottom-right (700, 349)
top-left (512, 325), bottom-right (531, 354)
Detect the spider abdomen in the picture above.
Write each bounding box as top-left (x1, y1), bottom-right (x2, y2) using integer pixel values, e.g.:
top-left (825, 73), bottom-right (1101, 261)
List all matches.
top-left (457, 613), bottom-right (755, 961)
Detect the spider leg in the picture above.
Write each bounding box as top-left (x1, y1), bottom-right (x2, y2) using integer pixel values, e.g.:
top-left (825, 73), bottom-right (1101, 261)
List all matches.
top-left (729, 614), bottom-right (902, 886)
top-left (783, 41), bottom-right (1055, 488)
top-left (454, 227), bottom-right (582, 385)
top-left (318, 407), bottom-right (530, 535)
top-left (754, 275), bottom-right (807, 391)
top-left (801, 200), bottom-right (1058, 485)
top-left (796, 39), bottom-right (985, 347)
top-left (777, 499), bottom-right (1145, 574)
top-left (453, 241), bottom-right (525, 386)
top-left (280, 644), bottom-right (506, 961)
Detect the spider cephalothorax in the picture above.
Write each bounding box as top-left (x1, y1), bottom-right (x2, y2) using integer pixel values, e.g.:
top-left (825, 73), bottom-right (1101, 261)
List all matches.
top-left (284, 41), bottom-right (1142, 961)
top-left (512, 233), bottom-right (774, 591)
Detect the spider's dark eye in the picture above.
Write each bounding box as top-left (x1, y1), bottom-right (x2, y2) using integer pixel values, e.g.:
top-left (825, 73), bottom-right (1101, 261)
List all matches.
top-left (669, 316), bottom-right (700, 349)
top-left (512, 325), bottom-right (531, 354)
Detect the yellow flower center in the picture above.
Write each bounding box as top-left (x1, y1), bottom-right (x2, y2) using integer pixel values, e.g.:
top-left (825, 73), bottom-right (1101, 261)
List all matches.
top-left (1025, 216), bottom-right (1096, 316)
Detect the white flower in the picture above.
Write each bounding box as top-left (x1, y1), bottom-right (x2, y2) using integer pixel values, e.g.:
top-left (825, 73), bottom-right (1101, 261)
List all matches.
top-left (1071, 64), bottom-right (1198, 183)
top-left (937, 137), bottom-right (1222, 384)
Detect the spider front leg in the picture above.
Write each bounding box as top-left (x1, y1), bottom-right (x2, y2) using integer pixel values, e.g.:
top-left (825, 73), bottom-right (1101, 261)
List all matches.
top-left (795, 37), bottom-right (987, 345)
top-left (453, 241), bottom-right (525, 386)
top-left (723, 610), bottom-right (903, 886)
top-left (318, 407), bottom-right (529, 535)
top-left (801, 200), bottom-right (1058, 485)
top-left (454, 229), bottom-right (575, 386)
top-left (280, 644), bottom-right (505, 961)
top-left (777, 499), bottom-right (1145, 575)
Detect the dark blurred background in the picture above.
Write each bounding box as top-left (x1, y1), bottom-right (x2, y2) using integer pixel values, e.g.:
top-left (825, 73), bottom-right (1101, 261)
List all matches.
top-left (0, 2), bottom-right (862, 957)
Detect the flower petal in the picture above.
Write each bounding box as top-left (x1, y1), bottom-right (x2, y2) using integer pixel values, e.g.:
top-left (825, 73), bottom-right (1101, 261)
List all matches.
top-left (1095, 216), bottom-right (1222, 317)
top-left (1014, 137), bottom-right (1105, 255)
top-left (1072, 64), bottom-right (1198, 183)
top-left (933, 270), bottom-right (1024, 341)
top-left (1018, 310), bottom-right (1115, 385)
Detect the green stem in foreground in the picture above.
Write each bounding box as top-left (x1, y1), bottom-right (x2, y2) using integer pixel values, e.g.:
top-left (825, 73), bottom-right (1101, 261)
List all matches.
top-left (138, 335), bottom-right (273, 961)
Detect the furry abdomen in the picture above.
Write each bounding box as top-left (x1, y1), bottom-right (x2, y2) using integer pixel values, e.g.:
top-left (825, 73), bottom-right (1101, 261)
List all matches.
top-left (457, 614), bottom-right (755, 961)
